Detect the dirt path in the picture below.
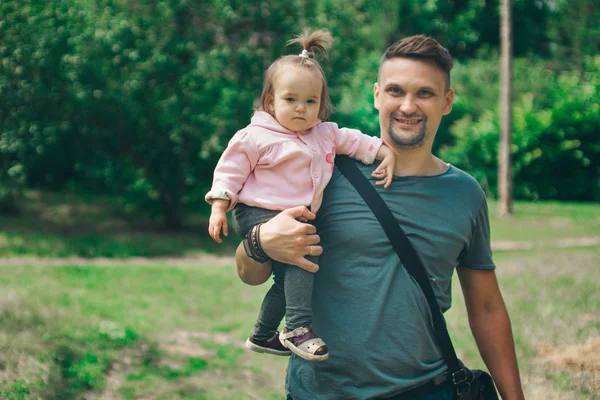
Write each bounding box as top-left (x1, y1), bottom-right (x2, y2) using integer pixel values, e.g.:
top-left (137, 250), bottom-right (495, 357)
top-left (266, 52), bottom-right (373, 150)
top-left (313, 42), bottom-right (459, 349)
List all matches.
top-left (491, 235), bottom-right (600, 251)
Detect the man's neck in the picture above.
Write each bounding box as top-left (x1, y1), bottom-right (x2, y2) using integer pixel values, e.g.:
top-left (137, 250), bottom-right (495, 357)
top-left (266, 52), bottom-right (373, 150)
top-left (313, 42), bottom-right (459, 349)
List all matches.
top-left (391, 148), bottom-right (448, 177)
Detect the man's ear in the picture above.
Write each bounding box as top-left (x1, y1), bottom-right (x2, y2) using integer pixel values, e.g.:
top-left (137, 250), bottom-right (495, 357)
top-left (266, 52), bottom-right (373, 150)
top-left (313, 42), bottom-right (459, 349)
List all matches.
top-left (442, 88), bottom-right (454, 116)
top-left (374, 82), bottom-right (380, 110)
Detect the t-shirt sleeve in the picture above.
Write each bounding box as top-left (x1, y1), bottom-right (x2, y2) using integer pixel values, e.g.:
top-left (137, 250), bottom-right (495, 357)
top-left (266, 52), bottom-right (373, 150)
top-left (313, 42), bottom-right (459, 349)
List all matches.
top-left (459, 199), bottom-right (496, 270)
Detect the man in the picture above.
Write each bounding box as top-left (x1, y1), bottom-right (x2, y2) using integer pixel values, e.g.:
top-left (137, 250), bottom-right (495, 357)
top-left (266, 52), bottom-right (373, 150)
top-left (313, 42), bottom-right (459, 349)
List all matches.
top-left (236, 35), bottom-right (524, 400)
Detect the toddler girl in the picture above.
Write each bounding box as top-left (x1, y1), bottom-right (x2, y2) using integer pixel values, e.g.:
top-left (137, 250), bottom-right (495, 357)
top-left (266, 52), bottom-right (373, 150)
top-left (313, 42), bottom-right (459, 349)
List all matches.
top-left (205, 29), bottom-right (395, 362)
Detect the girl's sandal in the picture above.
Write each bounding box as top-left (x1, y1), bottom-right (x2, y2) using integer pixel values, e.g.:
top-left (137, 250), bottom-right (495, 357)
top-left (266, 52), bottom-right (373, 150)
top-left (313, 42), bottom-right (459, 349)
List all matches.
top-left (245, 331), bottom-right (292, 356)
top-left (279, 326), bottom-right (329, 362)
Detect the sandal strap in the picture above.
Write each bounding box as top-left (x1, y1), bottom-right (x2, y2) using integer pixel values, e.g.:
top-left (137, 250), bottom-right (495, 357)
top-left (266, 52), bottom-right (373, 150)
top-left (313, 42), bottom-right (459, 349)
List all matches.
top-left (280, 327), bottom-right (311, 340)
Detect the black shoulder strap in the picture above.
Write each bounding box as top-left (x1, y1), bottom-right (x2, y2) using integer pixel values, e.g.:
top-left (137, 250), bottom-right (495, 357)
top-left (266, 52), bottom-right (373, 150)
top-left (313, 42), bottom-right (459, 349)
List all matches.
top-left (335, 155), bottom-right (468, 384)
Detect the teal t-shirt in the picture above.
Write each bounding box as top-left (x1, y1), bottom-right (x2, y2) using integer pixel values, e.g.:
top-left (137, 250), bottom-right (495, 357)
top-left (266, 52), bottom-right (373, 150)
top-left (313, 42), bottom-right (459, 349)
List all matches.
top-left (286, 160), bottom-right (495, 400)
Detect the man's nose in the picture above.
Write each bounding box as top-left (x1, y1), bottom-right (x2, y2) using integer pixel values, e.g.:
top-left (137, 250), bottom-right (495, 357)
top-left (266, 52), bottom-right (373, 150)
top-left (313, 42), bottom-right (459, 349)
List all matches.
top-left (399, 95), bottom-right (417, 114)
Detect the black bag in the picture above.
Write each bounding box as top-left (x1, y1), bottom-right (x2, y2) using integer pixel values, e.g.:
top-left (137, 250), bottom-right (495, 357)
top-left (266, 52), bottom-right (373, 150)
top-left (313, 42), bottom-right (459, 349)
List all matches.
top-left (456, 368), bottom-right (498, 400)
top-left (336, 156), bottom-right (499, 400)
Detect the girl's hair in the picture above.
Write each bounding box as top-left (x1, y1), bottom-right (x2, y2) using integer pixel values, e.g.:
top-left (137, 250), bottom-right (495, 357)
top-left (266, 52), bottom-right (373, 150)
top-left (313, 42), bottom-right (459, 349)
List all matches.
top-left (259, 29), bottom-right (335, 120)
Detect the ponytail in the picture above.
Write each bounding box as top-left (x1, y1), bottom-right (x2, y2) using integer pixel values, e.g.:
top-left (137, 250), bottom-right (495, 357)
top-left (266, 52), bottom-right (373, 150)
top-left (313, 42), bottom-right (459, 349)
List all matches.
top-left (286, 29), bottom-right (333, 61)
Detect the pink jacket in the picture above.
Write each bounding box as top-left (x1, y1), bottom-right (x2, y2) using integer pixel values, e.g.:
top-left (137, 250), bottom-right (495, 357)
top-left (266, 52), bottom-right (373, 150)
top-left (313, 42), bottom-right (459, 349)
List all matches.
top-left (205, 111), bottom-right (381, 213)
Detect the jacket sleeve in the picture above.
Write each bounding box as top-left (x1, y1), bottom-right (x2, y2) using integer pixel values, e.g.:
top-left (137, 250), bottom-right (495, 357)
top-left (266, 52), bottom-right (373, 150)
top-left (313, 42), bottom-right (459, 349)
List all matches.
top-left (326, 122), bottom-right (382, 164)
top-left (205, 129), bottom-right (259, 211)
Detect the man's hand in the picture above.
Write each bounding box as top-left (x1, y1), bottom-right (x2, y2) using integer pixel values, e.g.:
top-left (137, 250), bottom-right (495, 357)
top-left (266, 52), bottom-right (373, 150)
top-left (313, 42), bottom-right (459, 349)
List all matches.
top-left (208, 199), bottom-right (229, 243)
top-left (260, 206), bottom-right (322, 272)
top-left (236, 206), bottom-right (323, 286)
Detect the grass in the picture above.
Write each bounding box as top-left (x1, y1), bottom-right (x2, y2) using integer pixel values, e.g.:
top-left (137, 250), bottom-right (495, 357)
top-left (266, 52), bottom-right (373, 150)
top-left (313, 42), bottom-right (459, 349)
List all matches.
top-left (447, 245), bottom-right (600, 399)
top-left (0, 191), bottom-right (599, 398)
top-left (0, 190), bottom-right (239, 258)
top-left (0, 263), bottom-right (287, 399)
top-left (487, 199), bottom-right (600, 242)
top-left (0, 246), bottom-right (598, 399)
top-left (1, 191), bottom-right (599, 259)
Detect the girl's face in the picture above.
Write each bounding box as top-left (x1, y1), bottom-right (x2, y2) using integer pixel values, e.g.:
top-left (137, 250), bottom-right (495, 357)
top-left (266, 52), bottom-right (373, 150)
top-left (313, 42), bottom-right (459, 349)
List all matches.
top-left (268, 66), bottom-right (323, 133)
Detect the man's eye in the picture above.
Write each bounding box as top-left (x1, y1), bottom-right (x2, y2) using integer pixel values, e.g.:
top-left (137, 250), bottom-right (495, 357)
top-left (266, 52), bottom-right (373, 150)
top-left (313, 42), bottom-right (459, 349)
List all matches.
top-left (388, 87), bottom-right (403, 95)
top-left (418, 91), bottom-right (434, 97)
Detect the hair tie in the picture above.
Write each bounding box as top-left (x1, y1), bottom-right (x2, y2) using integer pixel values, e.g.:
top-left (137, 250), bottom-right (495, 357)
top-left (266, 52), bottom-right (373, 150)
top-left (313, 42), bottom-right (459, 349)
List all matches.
top-left (299, 49), bottom-right (309, 59)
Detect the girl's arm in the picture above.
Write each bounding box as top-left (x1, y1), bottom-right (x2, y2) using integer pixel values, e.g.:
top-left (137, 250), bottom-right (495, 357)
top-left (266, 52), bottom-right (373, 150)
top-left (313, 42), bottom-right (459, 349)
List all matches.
top-left (208, 199), bottom-right (229, 243)
top-left (205, 130), bottom-right (260, 210)
top-left (326, 123), bottom-right (396, 187)
top-left (371, 144), bottom-right (396, 188)
top-left (206, 130), bottom-right (259, 242)
top-left (327, 123), bottom-right (382, 165)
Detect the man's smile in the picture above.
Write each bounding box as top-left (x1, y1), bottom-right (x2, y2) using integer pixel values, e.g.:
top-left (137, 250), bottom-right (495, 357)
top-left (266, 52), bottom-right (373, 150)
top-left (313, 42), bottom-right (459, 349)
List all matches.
top-left (394, 117), bottom-right (422, 125)
top-left (392, 114), bottom-right (425, 127)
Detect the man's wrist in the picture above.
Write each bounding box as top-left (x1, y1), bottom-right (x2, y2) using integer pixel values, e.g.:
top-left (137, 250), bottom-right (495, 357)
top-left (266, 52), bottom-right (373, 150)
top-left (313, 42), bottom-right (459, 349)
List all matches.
top-left (243, 223), bottom-right (270, 263)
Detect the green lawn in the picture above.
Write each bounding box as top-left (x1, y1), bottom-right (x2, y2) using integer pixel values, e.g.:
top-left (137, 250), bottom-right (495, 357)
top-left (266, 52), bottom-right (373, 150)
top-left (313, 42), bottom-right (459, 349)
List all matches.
top-left (0, 193), bottom-right (599, 398)
top-left (0, 262), bottom-right (287, 399)
top-left (487, 199), bottom-right (600, 242)
top-left (0, 246), bottom-right (598, 399)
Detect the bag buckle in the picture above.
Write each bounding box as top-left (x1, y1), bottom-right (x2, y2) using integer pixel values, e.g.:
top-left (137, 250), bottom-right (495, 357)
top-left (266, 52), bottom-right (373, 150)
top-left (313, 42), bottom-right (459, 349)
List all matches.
top-left (452, 369), bottom-right (468, 385)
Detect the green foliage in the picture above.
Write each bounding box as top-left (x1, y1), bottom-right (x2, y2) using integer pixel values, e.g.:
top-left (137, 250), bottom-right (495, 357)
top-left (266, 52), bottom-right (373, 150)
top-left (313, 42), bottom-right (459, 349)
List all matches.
top-left (546, 0), bottom-right (600, 68)
top-left (389, 0), bottom-right (552, 59)
top-left (55, 348), bottom-right (108, 391)
top-left (3, 381), bottom-right (30, 400)
top-left (0, 1), bottom-right (80, 189)
top-left (1, 0), bottom-right (600, 227)
top-left (440, 56), bottom-right (600, 201)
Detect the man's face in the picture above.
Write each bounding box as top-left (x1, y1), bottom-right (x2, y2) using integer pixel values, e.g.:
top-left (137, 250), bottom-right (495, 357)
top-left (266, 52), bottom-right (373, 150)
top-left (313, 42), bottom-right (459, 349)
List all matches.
top-left (269, 66), bottom-right (322, 133)
top-left (374, 57), bottom-right (453, 149)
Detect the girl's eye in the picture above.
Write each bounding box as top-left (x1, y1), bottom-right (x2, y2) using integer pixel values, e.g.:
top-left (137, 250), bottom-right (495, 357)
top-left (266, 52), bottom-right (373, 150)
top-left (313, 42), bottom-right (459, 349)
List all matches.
top-left (286, 97), bottom-right (295, 102)
top-left (308, 99), bottom-right (317, 104)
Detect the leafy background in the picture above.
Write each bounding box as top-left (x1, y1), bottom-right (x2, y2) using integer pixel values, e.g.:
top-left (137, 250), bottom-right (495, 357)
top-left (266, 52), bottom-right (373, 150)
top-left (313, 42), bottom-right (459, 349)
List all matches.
top-left (2, 0), bottom-right (598, 227)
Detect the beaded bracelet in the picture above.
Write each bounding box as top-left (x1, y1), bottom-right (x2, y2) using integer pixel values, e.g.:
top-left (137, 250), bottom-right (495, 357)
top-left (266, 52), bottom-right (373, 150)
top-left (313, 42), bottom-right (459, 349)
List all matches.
top-left (243, 223), bottom-right (270, 263)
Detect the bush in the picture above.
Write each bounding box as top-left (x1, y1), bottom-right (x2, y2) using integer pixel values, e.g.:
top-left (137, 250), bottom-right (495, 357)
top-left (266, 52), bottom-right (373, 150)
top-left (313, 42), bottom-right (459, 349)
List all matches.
top-left (440, 56), bottom-right (600, 201)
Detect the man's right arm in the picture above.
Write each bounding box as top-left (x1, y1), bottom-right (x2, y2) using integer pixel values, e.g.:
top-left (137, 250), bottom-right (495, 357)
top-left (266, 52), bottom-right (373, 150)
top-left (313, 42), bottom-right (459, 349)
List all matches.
top-left (236, 243), bottom-right (273, 285)
top-left (236, 206), bottom-right (323, 285)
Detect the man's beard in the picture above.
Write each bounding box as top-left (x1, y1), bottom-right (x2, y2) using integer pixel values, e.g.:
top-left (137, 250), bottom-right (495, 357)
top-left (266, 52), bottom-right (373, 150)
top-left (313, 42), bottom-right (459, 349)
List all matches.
top-left (387, 112), bottom-right (428, 148)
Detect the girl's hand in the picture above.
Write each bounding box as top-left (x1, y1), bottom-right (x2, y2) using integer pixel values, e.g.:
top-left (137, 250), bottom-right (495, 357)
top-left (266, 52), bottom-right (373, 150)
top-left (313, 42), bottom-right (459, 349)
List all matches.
top-left (208, 200), bottom-right (229, 243)
top-left (373, 144), bottom-right (396, 188)
top-left (372, 156), bottom-right (396, 188)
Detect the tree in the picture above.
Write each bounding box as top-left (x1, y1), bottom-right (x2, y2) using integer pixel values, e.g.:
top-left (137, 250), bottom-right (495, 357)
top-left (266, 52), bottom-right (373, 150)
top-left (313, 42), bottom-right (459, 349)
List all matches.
top-left (498, 0), bottom-right (513, 216)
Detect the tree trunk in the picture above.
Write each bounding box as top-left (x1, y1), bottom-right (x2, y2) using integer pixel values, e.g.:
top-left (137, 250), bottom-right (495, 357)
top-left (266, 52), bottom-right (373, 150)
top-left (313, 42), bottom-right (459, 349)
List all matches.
top-left (160, 191), bottom-right (182, 230)
top-left (498, 0), bottom-right (513, 217)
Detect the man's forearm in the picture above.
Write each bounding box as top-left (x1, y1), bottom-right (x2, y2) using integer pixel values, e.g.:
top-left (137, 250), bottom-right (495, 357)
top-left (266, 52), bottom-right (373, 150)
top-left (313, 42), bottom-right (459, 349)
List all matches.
top-left (234, 206), bottom-right (322, 288)
top-left (236, 242), bottom-right (272, 286)
top-left (470, 306), bottom-right (524, 400)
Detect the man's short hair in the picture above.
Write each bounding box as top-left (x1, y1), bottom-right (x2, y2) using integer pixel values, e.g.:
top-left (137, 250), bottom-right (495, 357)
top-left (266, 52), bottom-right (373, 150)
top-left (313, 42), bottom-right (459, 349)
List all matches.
top-left (379, 35), bottom-right (453, 91)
